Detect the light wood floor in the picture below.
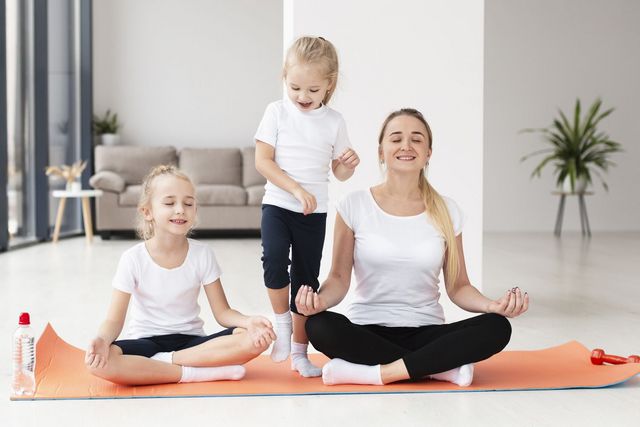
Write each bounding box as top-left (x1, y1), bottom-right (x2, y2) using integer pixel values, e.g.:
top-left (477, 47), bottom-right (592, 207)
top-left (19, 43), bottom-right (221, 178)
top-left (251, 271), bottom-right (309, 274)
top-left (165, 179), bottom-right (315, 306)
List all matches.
top-left (3, 232), bottom-right (639, 427)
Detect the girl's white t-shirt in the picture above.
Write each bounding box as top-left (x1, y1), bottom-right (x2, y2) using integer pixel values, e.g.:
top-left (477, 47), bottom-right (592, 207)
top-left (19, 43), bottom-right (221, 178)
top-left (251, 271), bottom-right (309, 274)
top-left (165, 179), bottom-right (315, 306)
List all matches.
top-left (112, 239), bottom-right (221, 339)
top-left (336, 189), bottom-right (465, 328)
top-left (254, 97), bottom-right (351, 213)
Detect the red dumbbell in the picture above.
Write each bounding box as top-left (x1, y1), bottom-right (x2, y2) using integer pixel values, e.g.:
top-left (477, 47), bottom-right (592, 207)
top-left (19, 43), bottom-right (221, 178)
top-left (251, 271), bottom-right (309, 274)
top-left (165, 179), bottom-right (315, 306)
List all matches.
top-left (590, 348), bottom-right (640, 365)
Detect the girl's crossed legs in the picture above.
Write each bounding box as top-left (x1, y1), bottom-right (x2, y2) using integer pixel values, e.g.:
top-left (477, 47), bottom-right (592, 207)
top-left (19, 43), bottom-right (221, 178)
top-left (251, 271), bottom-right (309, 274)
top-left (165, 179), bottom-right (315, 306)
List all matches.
top-left (89, 328), bottom-right (268, 386)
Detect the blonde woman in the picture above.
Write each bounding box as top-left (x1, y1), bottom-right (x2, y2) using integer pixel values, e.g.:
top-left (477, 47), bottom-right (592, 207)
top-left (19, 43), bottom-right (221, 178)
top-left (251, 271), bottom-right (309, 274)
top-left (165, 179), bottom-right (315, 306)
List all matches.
top-left (296, 109), bottom-right (529, 386)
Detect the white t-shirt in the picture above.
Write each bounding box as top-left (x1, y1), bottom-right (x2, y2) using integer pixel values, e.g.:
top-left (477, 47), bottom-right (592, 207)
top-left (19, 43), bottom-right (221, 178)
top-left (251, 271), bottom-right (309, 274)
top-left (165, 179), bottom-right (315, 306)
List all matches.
top-left (112, 239), bottom-right (222, 339)
top-left (336, 189), bottom-right (465, 328)
top-left (254, 97), bottom-right (351, 213)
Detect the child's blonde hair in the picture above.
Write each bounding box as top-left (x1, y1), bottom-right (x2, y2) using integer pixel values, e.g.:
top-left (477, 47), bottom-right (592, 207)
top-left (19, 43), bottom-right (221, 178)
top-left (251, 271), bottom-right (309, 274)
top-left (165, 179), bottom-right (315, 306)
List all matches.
top-left (378, 109), bottom-right (460, 287)
top-left (283, 36), bottom-right (339, 105)
top-left (136, 164), bottom-right (194, 240)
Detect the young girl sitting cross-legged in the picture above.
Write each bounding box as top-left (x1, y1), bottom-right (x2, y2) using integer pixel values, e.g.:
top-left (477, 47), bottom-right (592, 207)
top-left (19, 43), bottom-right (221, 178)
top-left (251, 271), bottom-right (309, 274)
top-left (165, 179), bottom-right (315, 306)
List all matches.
top-left (85, 165), bottom-right (275, 385)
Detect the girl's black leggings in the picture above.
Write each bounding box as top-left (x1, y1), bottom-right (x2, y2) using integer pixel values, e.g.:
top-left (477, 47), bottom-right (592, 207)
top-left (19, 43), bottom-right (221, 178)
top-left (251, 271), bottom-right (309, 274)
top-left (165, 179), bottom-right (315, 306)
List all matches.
top-left (306, 311), bottom-right (511, 380)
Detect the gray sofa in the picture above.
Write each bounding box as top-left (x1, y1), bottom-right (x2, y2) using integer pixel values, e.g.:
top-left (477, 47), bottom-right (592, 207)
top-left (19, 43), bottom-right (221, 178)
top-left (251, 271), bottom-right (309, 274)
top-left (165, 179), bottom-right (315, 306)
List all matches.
top-left (89, 145), bottom-right (265, 237)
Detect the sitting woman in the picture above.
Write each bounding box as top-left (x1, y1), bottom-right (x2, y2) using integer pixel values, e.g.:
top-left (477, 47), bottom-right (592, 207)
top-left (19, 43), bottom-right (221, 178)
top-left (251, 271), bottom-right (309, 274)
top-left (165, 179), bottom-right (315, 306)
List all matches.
top-left (296, 108), bottom-right (529, 386)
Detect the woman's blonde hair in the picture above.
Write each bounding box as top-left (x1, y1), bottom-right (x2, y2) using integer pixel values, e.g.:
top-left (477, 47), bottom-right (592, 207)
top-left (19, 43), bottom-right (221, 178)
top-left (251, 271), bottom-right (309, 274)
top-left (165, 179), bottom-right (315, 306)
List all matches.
top-left (283, 36), bottom-right (339, 105)
top-left (136, 165), bottom-right (194, 240)
top-left (378, 108), bottom-right (460, 286)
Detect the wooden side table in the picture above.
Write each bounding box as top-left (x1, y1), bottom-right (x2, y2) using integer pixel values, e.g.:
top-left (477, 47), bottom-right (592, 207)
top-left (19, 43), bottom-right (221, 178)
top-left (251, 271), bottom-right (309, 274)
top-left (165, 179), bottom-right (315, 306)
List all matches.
top-left (552, 191), bottom-right (593, 237)
top-left (51, 189), bottom-right (104, 243)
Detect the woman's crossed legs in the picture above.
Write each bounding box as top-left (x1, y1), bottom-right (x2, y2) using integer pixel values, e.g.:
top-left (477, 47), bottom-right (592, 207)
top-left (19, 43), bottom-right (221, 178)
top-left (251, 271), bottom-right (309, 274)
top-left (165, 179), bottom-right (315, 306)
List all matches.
top-left (306, 311), bottom-right (511, 385)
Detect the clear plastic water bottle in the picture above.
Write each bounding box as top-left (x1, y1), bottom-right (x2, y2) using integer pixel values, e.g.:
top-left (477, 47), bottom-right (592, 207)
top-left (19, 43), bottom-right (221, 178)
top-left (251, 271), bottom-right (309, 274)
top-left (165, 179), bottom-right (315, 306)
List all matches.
top-left (12, 312), bottom-right (36, 396)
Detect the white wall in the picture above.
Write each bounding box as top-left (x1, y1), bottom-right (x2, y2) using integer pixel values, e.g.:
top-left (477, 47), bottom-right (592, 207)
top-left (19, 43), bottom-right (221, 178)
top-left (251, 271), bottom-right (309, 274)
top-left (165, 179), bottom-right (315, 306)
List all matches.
top-left (93, 0), bottom-right (282, 148)
top-left (286, 0), bottom-right (485, 321)
top-left (484, 0), bottom-right (640, 232)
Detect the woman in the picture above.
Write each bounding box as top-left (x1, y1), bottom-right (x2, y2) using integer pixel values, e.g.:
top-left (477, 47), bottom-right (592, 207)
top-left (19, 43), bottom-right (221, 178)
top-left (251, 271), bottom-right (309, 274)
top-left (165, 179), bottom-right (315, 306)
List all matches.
top-left (295, 108), bottom-right (529, 386)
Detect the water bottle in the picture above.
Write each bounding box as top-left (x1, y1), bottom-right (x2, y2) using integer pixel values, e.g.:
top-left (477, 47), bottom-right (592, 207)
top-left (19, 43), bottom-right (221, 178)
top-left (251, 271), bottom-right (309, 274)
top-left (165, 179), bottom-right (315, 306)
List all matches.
top-left (12, 312), bottom-right (36, 396)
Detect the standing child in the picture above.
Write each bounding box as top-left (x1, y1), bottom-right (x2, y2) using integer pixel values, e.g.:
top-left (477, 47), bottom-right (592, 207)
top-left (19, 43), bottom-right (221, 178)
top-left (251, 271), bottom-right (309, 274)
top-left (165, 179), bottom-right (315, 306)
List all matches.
top-left (85, 165), bottom-right (275, 385)
top-left (255, 36), bottom-right (360, 377)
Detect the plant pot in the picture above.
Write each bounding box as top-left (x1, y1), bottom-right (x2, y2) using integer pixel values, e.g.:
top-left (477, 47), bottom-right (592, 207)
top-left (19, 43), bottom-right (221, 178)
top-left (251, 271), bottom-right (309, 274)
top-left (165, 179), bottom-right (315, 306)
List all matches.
top-left (66, 181), bottom-right (81, 192)
top-left (561, 175), bottom-right (588, 193)
top-left (101, 133), bottom-right (120, 146)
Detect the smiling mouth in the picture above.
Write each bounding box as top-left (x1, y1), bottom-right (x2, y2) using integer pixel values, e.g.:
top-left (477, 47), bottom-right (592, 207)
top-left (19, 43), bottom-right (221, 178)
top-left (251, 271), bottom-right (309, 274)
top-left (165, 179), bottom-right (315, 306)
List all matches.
top-left (297, 101), bottom-right (313, 109)
top-left (170, 219), bottom-right (187, 225)
top-left (396, 156), bottom-right (416, 161)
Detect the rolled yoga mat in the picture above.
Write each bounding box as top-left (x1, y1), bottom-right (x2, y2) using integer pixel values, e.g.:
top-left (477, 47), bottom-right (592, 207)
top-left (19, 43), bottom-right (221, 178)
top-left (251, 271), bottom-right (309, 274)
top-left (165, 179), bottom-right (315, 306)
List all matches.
top-left (11, 324), bottom-right (640, 400)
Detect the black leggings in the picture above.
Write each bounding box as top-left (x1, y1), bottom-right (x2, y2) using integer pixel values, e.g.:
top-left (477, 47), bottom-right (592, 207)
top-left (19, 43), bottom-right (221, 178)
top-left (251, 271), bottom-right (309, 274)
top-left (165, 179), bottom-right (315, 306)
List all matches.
top-left (306, 311), bottom-right (511, 380)
top-left (260, 204), bottom-right (327, 313)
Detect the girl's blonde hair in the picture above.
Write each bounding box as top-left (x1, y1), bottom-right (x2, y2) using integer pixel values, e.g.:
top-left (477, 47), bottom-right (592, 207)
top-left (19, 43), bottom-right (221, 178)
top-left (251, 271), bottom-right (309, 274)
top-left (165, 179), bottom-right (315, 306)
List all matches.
top-left (283, 36), bottom-right (339, 105)
top-left (136, 164), bottom-right (194, 240)
top-left (378, 108), bottom-right (460, 286)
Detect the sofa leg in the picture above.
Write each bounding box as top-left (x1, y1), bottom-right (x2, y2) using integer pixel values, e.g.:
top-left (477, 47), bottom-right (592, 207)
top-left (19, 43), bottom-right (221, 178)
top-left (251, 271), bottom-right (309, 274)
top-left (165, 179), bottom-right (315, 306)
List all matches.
top-left (100, 231), bottom-right (112, 240)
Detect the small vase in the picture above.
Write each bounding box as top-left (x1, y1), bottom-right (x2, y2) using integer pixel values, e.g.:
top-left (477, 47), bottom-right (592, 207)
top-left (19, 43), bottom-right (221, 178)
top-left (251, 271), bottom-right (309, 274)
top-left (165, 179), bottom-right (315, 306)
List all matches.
top-left (66, 181), bottom-right (81, 192)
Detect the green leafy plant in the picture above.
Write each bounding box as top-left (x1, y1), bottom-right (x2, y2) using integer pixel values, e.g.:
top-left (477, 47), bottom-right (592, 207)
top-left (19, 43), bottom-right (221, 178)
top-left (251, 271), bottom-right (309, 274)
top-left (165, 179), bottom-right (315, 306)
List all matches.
top-left (520, 98), bottom-right (622, 192)
top-left (92, 109), bottom-right (120, 135)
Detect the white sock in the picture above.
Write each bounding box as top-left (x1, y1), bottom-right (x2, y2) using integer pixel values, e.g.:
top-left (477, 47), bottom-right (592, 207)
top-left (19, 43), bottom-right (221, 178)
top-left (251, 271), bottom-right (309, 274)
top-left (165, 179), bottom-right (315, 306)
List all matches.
top-left (179, 365), bottom-right (246, 383)
top-left (150, 352), bottom-right (174, 364)
top-left (270, 311), bottom-right (292, 362)
top-left (322, 358), bottom-right (383, 386)
top-left (429, 364), bottom-right (474, 387)
top-left (290, 342), bottom-right (322, 377)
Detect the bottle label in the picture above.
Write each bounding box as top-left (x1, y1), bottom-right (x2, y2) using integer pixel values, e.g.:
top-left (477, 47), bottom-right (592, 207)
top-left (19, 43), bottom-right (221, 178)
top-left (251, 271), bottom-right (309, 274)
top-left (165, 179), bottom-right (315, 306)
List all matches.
top-left (22, 336), bottom-right (35, 371)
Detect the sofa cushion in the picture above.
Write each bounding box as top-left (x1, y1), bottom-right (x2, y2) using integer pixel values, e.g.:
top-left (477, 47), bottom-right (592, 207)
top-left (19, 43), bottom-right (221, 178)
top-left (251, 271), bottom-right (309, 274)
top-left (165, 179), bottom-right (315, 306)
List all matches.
top-left (246, 185), bottom-right (265, 206)
top-left (89, 171), bottom-right (125, 193)
top-left (95, 145), bottom-right (177, 185)
top-left (118, 185), bottom-right (142, 206)
top-left (242, 146), bottom-right (266, 187)
top-left (197, 185), bottom-right (247, 206)
top-left (180, 148), bottom-right (242, 186)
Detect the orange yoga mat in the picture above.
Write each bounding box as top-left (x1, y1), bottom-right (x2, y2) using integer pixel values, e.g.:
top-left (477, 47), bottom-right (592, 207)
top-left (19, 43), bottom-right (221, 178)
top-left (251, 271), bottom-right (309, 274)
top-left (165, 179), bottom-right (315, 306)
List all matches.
top-left (11, 324), bottom-right (640, 400)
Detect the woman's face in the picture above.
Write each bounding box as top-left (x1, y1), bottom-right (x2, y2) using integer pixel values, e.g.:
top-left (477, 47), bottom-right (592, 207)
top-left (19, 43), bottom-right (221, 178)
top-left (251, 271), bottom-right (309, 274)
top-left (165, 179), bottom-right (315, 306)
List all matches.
top-left (379, 115), bottom-right (432, 174)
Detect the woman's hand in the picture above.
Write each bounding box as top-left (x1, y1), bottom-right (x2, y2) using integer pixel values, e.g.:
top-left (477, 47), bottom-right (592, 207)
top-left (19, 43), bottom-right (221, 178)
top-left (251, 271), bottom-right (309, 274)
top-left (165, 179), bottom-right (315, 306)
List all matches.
top-left (247, 316), bottom-right (276, 348)
top-left (487, 287), bottom-right (529, 318)
top-left (295, 285), bottom-right (326, 316)
top-left (338, 148), bottom-right (360, 169)
top-left (292, 187), bottom-right (317, 215)
top-left (85, 336), bottom-right (110, 369)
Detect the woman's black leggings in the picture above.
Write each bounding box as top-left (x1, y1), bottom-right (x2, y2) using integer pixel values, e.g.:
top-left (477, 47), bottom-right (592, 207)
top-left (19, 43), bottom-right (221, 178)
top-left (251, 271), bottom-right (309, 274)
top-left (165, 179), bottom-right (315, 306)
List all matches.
top-left (306, 311), bottom-right (511, 380)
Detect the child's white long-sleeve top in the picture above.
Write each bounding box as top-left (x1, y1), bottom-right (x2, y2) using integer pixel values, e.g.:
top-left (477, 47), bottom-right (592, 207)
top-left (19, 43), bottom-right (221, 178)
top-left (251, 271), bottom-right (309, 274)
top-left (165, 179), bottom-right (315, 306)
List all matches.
top-left (112, 239), bottom-right (221, 339)
top-left (254, 96), bottom-right (351, 213)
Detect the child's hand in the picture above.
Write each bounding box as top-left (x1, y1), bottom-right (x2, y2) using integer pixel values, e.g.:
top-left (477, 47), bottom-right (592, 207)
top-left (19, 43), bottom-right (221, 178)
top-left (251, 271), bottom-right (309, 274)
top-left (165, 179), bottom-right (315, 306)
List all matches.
top-left (247, 316), bottom-right (276, 348)
top-left (292, 187), bottom-right (317, 215)
top-left (487, 287), bottom-right (529, 318)
top-left (338, 148), bottom-right (360, 170)
top-left (85, 336), bottom-right (110, 369)
top-left (295, 285), bottom-right (326, 316)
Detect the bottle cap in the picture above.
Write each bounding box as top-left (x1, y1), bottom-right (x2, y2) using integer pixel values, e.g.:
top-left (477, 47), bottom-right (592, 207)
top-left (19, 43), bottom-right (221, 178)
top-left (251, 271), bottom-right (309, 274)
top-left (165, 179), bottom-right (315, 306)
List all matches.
top-left (19, 312), bottom-right (31, 325)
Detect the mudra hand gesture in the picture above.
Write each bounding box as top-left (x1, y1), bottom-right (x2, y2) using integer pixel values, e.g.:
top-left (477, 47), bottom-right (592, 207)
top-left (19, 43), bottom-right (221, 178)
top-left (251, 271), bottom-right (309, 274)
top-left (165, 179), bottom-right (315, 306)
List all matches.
top-left (295, 285), bottom-right (326, 316)
top-left (487, 287), bottom-right (529, 318)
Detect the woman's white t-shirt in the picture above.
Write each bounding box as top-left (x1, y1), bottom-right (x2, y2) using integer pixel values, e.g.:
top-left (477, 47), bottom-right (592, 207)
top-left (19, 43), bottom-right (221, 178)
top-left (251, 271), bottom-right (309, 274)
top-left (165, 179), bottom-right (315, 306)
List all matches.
top-left (112, 239), bottom-right (222, 339)
top-left (336, 189), bottom-right (465, 328)
top-left (254, 96), bottom-right (351, 213)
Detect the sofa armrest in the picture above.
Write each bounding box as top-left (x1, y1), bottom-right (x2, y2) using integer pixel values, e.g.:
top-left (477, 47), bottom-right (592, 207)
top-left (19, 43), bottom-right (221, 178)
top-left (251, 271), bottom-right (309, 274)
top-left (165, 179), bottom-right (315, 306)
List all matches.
top-left (89, 171), bottom-right (126, 193)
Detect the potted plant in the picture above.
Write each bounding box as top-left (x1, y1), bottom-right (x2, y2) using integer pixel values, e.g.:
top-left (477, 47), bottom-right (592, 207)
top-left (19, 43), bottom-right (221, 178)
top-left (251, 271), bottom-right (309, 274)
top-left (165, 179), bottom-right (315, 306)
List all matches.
top-left (92, 109), bottom-right (120, 145)
top-left (520, 98), bottom-right (622, 193)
